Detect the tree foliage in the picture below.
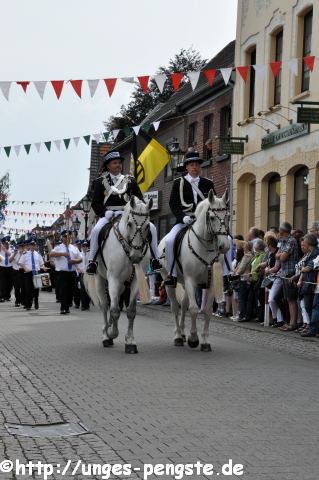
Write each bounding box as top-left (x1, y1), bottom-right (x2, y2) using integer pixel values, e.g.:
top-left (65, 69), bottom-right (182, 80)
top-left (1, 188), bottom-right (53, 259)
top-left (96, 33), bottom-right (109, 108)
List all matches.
top-left (106, 47), bottom-right (206, 131)
top-left (0, 173), bottom-right (10, 223)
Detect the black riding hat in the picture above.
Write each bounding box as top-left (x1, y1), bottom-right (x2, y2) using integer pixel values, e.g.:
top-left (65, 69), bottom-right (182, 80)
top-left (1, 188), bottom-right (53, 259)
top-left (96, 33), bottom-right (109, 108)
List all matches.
top-left (103, 151), bottom-right (124, 166)
top-left (183, 151), bottom-right (203, 166)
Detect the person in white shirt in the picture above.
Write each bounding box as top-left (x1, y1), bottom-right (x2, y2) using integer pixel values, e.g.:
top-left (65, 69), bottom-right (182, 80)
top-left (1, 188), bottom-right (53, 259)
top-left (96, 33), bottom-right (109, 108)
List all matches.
top-left (49, 230), bottom-right (82, 314)
top-left (9, 241), bottom-right (25, 307)
top-left (0, 237), bottom-right (13, 302)
top-left (18, 239), bottom-right (45, 310)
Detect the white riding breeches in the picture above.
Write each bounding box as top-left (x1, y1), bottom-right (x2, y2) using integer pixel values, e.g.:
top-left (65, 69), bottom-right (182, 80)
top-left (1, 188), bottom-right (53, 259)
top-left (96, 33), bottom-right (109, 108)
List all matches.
top-left (165, 223), bottom-right (185, 276)
top-left (88, 211), bottom-right (159, 262)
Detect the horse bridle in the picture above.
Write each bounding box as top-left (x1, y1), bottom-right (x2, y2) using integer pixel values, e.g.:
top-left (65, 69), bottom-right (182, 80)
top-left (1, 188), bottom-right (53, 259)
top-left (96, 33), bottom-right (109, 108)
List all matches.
top-left (113, 209), bottom-right (150, 261)
top-left (206, 206), bottom-right (229, 237)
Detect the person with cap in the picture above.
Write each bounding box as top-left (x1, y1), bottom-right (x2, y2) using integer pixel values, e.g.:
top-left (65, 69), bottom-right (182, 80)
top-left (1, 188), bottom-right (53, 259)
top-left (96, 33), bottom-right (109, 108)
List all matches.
top-left (77, 240), bottom-right (91, 311)
top-left (9, 240), bottom-right (25, 307)
top-left (0, 236), bottom-right (13, 302)
top-left (49, 230), bottom-right (82, 314)
top-left (164, 151), bottom-right (216, 287)
top-left (18, 239), bottom-right (45, 311)
top-left (86, 150), bottom-right (161, 275)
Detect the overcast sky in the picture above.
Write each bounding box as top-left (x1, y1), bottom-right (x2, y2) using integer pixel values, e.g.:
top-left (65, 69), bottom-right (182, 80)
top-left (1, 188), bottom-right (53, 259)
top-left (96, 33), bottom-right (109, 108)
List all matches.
top-left (0, 0), bottom-right (237, 232)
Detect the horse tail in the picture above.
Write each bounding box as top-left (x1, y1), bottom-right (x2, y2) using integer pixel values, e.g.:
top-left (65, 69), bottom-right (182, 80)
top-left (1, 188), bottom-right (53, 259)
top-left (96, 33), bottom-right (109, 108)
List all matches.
top-left (212, 261), bottom-right (223, 303)
top-left (83, 273), bottom-right (100, 306)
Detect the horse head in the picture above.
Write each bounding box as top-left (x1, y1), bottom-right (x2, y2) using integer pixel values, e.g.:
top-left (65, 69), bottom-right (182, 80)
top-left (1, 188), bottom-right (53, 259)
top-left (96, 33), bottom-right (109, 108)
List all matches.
top-left (122, 195), bottom-right (153, 263)
top-left (195, 189), bottom-right (230, 254)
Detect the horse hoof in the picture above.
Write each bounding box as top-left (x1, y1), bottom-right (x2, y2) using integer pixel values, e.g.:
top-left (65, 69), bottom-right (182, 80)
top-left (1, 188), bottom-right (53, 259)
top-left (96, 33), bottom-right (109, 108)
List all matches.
top-left (200, 343), bottom-right (212, 352)
top-left (125, 344), bottom-right (138, 354)
top-left (181, 334), bottom-right (186, 342)
top-left (174, 338), bottom-right (184, 347)
top-left (102, 338), bottom-right (114, 348)
top-left (187, 338), bottom-right (199, 348)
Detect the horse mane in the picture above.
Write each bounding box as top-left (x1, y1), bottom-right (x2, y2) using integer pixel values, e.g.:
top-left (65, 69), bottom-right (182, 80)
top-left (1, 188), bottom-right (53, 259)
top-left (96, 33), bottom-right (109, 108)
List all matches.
top-left (195, 198), bottom-right (209, 217)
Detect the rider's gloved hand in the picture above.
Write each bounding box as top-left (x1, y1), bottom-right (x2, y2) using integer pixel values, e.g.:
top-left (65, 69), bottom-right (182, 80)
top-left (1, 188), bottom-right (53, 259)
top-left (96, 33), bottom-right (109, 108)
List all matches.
top-left (183, 215), bottom-right (194, 225)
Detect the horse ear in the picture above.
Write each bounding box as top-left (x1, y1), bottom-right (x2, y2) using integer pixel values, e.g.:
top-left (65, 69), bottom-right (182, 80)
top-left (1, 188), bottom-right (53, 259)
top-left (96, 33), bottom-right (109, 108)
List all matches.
top-left (130, 196), bottom-right (136, 209)
top-left (208, 189), bottom-right (215, 204)
top-left (147, 198), bottom-right (153, 211)
top-left (222, 189), bottom-right (228, 205)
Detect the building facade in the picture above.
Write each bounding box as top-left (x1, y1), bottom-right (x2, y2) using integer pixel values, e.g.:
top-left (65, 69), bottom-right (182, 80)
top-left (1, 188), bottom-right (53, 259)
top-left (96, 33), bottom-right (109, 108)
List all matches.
top-left (232, 0), bottom-right (319, 235)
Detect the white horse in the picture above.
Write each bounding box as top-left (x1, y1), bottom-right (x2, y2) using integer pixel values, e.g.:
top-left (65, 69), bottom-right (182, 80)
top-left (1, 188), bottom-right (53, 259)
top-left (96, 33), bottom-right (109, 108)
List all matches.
top-left (85, 196), bottom-right (152, 353)
top-left (158, 190), bottom-right (230, 352)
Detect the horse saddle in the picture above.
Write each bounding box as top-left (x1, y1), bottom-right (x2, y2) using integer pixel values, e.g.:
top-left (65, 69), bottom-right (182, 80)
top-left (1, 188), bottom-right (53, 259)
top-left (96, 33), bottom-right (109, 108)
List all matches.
top-left (98, 216), bottom-right (121, 256)
top-left (173, 226), bottom-right (188, 272)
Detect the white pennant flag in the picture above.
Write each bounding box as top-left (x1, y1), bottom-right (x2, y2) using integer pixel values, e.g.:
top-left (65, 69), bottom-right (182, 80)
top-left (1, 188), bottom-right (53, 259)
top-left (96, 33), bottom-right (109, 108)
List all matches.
top-left (112, 129), bottom-right (120, 141)
top-left (252, 64), bottom-right (266, 79)
top-left (73, 137), bottom-right (80, 147)
top-left (220, 68), bottom-right (232, 85)
top-left (14, 145), bottom-right (21, 156)
top-left (54, 140), bottom-right (61, 151)
top-left (35, 142), bottom-right (41, 152)
top-left (153, 74), bottom-right (167, 93)
top-left (33, 81), bottom-right (47, 99)
top-left (288, 58), bottom-right (298, 76)
top-left (87, 79), bottom-right (99, 97)
top-left (153, 121), bottom-right (161, 131)
top-left (121, 77), bottom-right (135, 84)
top-left (132, 126), bottom-right (141, 135)
top-left (188, 71), bottom-right (201, 90)
top-left (93, 133), bottom-right (101, 143)
top-left (0, 81), bottom-right (12, 100)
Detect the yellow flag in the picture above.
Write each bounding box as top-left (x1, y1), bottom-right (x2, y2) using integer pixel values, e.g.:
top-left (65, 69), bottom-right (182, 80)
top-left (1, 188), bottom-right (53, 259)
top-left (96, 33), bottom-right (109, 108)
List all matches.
top-left (136, 138), bottom-right (169, 193)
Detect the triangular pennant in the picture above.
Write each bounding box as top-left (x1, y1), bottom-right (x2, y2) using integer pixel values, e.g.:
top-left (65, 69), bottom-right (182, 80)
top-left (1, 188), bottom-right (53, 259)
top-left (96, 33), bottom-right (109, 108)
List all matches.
top-left (304, 55), bottom-right (315, 72)
top-left (103, 132), bottom-right (110, 142)
top-left (153, 121), bottom-right (161, 132)
top-left (54, 140), bottom-right (61, 151)
top-left (188, 71), bottom-right (201, 90)
top-left (104, 78), bottom-right (117, 97)
top-left (93, 133), bottom-right (101, 143)
top-left (288, 58), bottom-right (298, 76)
top-left (252, 64), bottom-right (266, 79)
top-left (112, 129), bottom-right (120, 141)
top-left (87, 79), bottom-right (99, 97)
top-left (83, 135), bottom-right (91, 145)
top-left (33, 81), bottom-right (47, 99)
top-left (203, 69), bottom-right (216, 86)
top-left (73, 137), bottom-right (80, 147)
top-left (270, 61), bottom-right (282, 78)
top-left (0, 81), bottom-right (12, 100)
top-left (70, 80), bottom-right (83, 98)
top-left (17, 81), bottom-right (30, 93)
top-left (220, 68), bottom-right (233, 85)
top-left (171, 72), bottom-right (183, 92)
top-left (153, 74), bottom-right (167, 93)
top-left (35, 142), bottom-right (41, 152)
top-left (142, 123), bottom-right (151, 133)
top-left (123, 127), bottom-right (131, 137)
top-left (121, 77), bottom-right (135, 84)
top-left (14, 145), bottom-right (21, 156)
top-left (236, 65), bottom-right (250, 82)
top-left (4, 146), bottom-right (11, 157)
top-left (63, 138), bottom-right (71, 149)
top-left (138, 76), bottom-right (150, 93)
top-left (51, 80), bottom-right (64, 99)
top-left (132, 126), bottom-right (141, 135)
top-left (44, 141), bottom-right (51, 152)
top-left (24, 144), bottom-right (31, 154)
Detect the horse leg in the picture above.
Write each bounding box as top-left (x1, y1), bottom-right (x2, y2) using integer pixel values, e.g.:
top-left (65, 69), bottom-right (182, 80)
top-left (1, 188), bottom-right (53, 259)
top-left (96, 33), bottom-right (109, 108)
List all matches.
top-left (166, 285), bottom-right (183, 347)
top-left (95, 275), bottom-right (113, 348)
top-left (125, 283), bottom-right (138, 354)
top-left (201, 287), bottom-right (213, 352)
top-left (107, 279), bottom-right (121, 340)
top-left (184, 278), bottom-right (199, 348)
top-left (180, 292), bottom-right (189, 343)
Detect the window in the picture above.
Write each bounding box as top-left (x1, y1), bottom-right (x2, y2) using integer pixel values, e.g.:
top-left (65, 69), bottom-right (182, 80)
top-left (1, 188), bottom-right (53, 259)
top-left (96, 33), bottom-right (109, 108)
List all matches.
top-left (220, 106), bottom-right (231, 137)
top-left (203, 114), bottom-right (213, 160)
top-left (268, 174), bottom-right (281, 229)
top-left (293, 167), bottom-right (308, 232)
top-left (274, 30), bottom-right (283, 105)
top-left (301, 9), bottom-right (313, 92)
top-left (249, 49), bottom-right (256, 117)
top-left (188, 122), bottom-right (197, 147)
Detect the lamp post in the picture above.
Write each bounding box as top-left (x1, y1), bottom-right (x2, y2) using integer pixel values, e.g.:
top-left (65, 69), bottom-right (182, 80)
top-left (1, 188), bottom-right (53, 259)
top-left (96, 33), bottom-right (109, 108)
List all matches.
top-left (80, 193), bottom-right (91, 240)
top-left (73, 216), bottom-right (81, 240)
top-left (167, 138), bottom-right (184, 176)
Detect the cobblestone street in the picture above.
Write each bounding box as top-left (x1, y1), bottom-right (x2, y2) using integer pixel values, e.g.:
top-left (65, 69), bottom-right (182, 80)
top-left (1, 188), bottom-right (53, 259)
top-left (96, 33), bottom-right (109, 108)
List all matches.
top-left (0, 293), bottom-right (319, 480)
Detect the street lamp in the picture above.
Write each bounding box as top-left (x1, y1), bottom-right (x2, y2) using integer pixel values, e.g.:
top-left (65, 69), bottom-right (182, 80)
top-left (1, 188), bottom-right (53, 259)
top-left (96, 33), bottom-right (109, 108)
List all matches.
top-left (80, 193), bottom-right (91, 240)
top-left (73, 217), bottom-right (81, 239)
top-left (167, 138), bottom-right (184, 174)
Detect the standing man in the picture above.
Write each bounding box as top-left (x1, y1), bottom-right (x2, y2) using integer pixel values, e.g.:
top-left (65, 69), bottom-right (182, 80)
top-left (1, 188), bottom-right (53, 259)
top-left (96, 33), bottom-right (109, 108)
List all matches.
top-left (9, 240), bottom-right (25, 307)
top-left (164, 151), bottom-right (216, 287)
top-left (0, 237), bottom-right (13, 302)
top-left (49, 230), bottom-right (82, 314)
top-left (86, 151), bottom-right (161, 274)
top-left (18, 240), bottom-right (45, 311)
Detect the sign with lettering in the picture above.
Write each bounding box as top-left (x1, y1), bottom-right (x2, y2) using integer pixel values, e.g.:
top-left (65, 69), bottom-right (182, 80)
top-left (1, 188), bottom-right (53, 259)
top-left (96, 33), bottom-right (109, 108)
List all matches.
top-left (261, 123), bottom-right (309, 149)
top-left (143, 191), bottom-right (159, 210)
top-left (297, 107), bottom-right (319, 124)
top-left (220, 141), bottom-right (244, 155)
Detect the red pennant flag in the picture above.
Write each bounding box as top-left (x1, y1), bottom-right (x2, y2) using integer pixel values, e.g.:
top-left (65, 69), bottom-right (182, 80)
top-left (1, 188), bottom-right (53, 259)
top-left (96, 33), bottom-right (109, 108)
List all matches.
top-left (13, 211), bottom-right (15, 215)
top-left (270, 61), bottom-right (282, 78)
top-left (51, 80), bottom-right (64, 99)
top-left (237, 66), bottom-right (250, 82)
top-left (36, 213), bottom-right (39, 217)
top-left (21, 212), bottom-right (23, 216)
top-left (70, 80), bottom-right (83, 98)
top-left (17, 81), bottom-right (30, 92)
top-left (171, 72), bottom-right (183, 92)
top-left (104, 78), bottom-right (117, 97)
top-left (304, 55), bottom-right (315, 72)
top-left (138, 76), bottom-right (150, 93)
top-left (203, 69), bottom-right (216, 87)
top-left (29, 212), bottom-right (31, 216)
